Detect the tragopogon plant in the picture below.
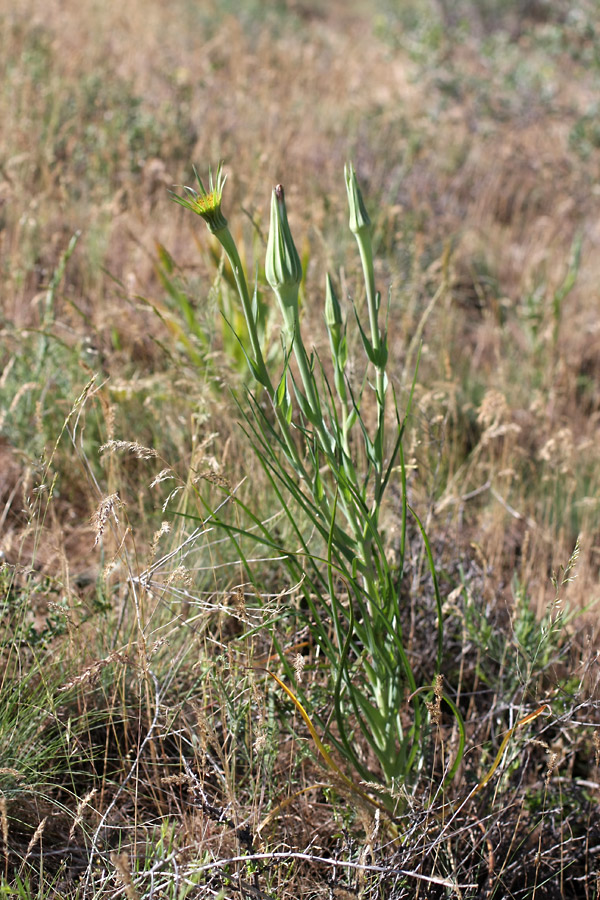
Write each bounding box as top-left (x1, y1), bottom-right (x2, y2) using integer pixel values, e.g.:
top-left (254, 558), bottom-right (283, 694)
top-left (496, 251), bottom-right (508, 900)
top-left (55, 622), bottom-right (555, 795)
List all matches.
top-left (172, 163), bottom-right (463, 810)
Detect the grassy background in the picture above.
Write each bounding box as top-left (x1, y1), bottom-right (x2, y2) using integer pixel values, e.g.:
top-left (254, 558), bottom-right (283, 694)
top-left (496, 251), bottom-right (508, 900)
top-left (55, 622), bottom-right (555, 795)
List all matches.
top-left (1, 0), bottom-right (599, 897)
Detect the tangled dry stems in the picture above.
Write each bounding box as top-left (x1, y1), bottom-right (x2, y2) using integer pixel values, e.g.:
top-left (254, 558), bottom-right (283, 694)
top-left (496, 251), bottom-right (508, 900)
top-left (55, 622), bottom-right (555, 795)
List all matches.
top-left (1, 0), bottom-right (600, 896)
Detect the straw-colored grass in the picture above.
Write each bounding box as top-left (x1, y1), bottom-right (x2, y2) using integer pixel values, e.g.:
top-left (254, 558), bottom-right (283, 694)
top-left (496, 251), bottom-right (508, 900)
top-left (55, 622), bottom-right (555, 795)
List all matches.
top-left (1, 0), bottom-right (599, 896)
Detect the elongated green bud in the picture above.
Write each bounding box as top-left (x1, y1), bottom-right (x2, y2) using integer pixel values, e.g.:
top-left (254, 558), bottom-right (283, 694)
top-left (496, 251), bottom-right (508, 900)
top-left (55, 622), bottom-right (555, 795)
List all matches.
top-left (344, 162), bottom-right (371, 236)
top-left (325, 273), bottom-right (343, 352)
top-left (265, 184), bottom-right (302, 314)
top-left (324, 273), bottom-right (342, 329)
top-left (344, 162), bottom-right (379, 361)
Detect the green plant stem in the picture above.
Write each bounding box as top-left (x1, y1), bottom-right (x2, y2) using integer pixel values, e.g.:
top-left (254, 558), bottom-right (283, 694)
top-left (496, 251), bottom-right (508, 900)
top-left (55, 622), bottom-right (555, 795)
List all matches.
top-left (287, 307), bottom-right (321, 417)
top-left (357, 240), bottom-right (379, 356)
top-left (215, 226), bottom-right (271, 390)
top-left (355, 232), bottom-right (387, 493)
top-left (214, 227), bottom-right (325, 501)
top-left (282, 304), bottom-right (370, 545)
top-left (215, 227), bottom-right (370, 556)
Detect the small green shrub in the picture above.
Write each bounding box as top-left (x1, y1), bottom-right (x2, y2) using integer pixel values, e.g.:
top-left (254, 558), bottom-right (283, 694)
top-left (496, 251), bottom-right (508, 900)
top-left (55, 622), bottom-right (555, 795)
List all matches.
top-left (172, 163), bottom-right (465, 813)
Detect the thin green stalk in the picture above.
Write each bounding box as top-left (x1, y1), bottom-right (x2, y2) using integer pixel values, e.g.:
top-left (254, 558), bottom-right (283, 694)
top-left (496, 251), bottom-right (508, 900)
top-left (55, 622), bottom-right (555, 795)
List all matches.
top-left (214, 225), bottom-right (272, 391)
top-left (345, 163), bottom-right (387, 485)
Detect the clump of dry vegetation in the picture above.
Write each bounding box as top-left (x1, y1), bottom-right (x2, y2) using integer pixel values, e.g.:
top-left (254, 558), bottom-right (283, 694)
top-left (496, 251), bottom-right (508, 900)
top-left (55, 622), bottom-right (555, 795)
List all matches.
top-left (1, 0), bottom-right (599, 897)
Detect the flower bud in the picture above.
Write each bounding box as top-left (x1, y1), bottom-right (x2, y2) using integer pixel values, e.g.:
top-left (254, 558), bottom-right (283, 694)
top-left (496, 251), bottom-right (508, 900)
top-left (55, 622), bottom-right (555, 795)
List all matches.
top-left (265, 184), bottom-right (302, 313)
top-left (344, 163), bottom-right (371, 236)
top-left (325, 273), bottom-right (344, 354)
top-left (324, 273), bottom-right (342, 329)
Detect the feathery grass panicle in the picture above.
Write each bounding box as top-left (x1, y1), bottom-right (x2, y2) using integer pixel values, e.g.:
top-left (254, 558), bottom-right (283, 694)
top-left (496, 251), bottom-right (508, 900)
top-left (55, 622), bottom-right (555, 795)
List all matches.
top-left (111, 852), bottom-right (140, 900)
top-left (0, 795), bottom-right (7, 873)
top-left (23, 817), bottom-right (47, 868)
top-left (99, 440), bottom-right (158, 459)
top-left (92, 492), bottom-right (123, 546)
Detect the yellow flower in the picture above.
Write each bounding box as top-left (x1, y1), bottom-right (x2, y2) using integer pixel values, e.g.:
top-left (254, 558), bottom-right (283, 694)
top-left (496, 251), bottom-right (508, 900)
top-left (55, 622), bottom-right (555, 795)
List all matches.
top-left (171, 161), bottom-right (228, 234)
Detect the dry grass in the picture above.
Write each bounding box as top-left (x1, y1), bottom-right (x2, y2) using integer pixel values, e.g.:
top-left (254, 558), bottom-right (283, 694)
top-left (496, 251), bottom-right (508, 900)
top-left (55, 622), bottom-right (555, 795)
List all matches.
top-left (1, 0), bottom-right (600, 897)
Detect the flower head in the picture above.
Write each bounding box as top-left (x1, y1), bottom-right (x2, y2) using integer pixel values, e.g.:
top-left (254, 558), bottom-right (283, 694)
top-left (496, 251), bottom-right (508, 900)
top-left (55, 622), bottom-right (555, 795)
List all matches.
top-left (171, 161), bottom-right (228, 234)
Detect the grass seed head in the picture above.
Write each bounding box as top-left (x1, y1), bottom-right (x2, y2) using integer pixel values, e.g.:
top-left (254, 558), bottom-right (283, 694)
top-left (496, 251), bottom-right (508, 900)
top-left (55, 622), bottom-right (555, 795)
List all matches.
top-left (24, 816), bottom-right (47, 865)
top-left (0, 795), bottom-right (7, 868)
top-left (111, 851), bottom-right (139, 900)
top-left (92, 492), bottom-right (123, 546)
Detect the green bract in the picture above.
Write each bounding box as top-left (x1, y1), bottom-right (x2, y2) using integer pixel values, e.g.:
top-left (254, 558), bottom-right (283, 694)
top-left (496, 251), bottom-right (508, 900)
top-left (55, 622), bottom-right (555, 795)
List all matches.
top-left (171, 161), bottom-right (228, 234)
top-left (265, 184), bottom-right (302, 316)
top-left (324, 272), bottom-right (342, 332)
top-left (344, 162), bottom-right (371, 236)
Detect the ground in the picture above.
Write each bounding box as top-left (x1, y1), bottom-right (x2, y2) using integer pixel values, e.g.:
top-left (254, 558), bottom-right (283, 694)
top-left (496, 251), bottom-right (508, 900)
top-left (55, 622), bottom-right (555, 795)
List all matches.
top-left (0, 1), bottom-right (599, 897)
